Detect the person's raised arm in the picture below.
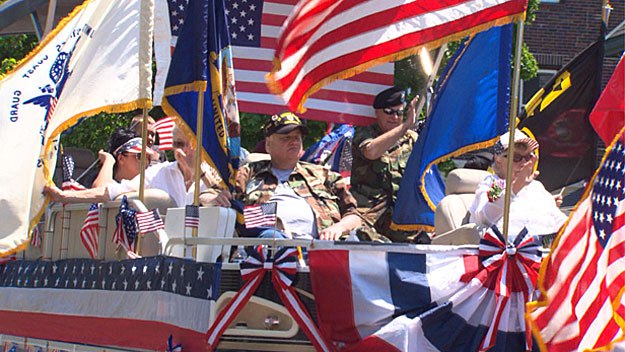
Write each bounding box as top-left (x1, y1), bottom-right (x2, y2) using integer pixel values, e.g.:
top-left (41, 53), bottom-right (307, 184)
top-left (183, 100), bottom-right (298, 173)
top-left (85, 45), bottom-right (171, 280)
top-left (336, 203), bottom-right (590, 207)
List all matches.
top-left (361, 95), bottom-right (418, 160)
top-left (91, 150), bottom-right (116, 188)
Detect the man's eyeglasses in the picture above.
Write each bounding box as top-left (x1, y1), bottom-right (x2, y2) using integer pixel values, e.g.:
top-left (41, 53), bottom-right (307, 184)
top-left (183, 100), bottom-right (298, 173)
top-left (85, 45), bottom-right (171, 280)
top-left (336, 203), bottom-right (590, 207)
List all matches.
top-left (383, 107), bottom-right (404, 116)
top-left (503, 153), bottom-right (534, 163)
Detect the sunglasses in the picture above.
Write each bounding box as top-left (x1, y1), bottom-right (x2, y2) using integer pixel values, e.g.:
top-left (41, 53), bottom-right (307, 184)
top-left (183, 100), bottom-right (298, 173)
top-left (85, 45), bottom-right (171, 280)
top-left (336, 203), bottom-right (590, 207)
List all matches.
top-left (502, 153), bottom-right (534, 163)
top-left (123, 153), bottom-right (141, 160)
top-left (383, 107), bottom-right (404, 116)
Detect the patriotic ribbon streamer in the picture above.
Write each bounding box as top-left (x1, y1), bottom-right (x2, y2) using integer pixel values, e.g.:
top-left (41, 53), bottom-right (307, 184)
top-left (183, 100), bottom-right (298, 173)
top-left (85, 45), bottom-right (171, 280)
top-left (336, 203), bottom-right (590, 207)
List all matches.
top-left (478, 226), bottom-right (541, 351)
top-left (206, 247), bottom-right (335, 352)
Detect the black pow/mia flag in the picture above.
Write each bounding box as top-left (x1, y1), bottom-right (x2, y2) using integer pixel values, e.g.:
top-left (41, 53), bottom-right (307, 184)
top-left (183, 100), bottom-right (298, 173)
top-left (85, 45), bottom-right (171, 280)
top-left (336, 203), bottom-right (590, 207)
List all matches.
top-left (519, 31), bottom-right (604, 191)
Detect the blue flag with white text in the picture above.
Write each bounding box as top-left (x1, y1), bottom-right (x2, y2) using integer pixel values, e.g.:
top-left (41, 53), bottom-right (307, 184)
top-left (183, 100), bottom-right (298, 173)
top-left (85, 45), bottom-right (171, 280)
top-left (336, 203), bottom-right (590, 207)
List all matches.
top-left (392, 25), bottom-right (512, 231)
top-left (162, 0), bottom-right (240, 191)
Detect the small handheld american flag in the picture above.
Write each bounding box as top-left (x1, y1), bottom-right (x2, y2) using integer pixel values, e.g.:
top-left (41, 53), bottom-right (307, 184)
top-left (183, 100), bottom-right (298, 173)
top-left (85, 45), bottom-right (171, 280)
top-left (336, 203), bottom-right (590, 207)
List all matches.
top-left (153, 116), bottom-right (175, 150)
top-left (244, 202), bottom-right (277, 228)
top-left (136, 209), bottom-right (165, 233)
top-left (61, 154), bottom-right (86, 191)
top-left (30, 223), bottom-right (42, 248)
top-left (80, 203), bottom-right (99, 259)
top-left (113, 196), bottom-right (139, 258)
top-left (185, 205), bottom-right (200, 229)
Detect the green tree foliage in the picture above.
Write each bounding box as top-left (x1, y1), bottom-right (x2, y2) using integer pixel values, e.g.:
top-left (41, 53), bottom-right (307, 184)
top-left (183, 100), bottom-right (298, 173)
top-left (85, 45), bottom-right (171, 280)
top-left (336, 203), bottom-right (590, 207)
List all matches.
top-left (61, 112), bottom-right (133, 153)
top-left (239, 112), bottom-right (327, 152)
top-left (0, 34), bottom-right (37, 76)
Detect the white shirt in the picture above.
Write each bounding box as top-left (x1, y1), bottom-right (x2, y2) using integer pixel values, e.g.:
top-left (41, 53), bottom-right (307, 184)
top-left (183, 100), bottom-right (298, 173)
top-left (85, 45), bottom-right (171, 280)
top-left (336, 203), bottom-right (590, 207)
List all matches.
top-left (269, 167), bottom-right (318, 240)
top-left (107, 161), bottom-right (207, 207)
top-left (469, 174), bottom-right (567, 242)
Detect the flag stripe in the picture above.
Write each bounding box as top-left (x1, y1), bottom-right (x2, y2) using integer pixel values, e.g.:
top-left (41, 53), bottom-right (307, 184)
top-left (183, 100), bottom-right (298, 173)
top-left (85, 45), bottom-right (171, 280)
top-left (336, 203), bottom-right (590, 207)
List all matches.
top-left (0, 310), bottom-right (207, 352)
top-left (308, 249), bottom-right (361, 343)
top-left (269, 0), bottom-right (525, 111)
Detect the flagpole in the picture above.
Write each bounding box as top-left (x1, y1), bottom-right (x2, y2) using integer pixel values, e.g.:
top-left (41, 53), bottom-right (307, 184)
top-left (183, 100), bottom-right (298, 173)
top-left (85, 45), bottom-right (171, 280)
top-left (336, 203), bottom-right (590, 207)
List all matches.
top-left (135, 107), bottom-right (150, 256)
top-left (502, 20), bottom-right (525, 242)
top-left (192, 90), bottom-right (205, 260)
top-left (58, 144), bottom-right (67, 259)
top-left (415, 44), bottom-right (447, 124)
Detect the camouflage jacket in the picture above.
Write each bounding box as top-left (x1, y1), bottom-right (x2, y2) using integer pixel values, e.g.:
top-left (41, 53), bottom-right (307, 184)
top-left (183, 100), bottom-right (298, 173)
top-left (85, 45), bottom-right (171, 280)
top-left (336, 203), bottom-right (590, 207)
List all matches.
top-left (235, 160), bottom-right (359, 230)
top-left (350, 124), bottom-right (417, 219)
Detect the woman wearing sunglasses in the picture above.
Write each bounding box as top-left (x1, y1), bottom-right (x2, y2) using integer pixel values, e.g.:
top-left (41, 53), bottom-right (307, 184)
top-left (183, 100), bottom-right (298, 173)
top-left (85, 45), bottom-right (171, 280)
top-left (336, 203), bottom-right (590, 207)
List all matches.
top-left (469, 130), bottom-right (567, 242)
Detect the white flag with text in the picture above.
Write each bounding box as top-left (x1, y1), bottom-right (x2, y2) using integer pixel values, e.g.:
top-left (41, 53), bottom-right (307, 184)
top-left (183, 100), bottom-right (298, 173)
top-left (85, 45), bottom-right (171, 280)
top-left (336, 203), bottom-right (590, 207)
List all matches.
top-left (0, 0), bottom-right (154, 256)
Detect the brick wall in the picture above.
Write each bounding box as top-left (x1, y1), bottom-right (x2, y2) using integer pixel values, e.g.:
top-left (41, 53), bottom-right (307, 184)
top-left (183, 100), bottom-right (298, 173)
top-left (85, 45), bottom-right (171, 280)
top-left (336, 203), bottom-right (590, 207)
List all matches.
top-left (524, 0), bottom-right (624, 86)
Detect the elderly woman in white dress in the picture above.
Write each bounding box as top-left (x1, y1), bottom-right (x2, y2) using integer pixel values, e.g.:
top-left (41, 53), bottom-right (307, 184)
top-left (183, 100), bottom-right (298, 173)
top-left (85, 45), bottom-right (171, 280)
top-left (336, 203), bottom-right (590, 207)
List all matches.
top-left (468, 130), bottom-right (567, 241)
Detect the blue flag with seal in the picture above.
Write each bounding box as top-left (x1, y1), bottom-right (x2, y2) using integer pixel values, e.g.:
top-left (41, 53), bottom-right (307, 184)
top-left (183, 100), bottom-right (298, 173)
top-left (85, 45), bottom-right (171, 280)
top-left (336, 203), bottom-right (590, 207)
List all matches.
top-left (391, 24), bottom-right (512, 232)
top-left (162, 0), bottom-right (241, 190)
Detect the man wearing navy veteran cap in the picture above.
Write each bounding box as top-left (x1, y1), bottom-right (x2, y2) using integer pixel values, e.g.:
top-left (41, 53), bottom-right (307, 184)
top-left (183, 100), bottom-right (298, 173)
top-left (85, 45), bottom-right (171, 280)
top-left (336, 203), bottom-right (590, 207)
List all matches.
top-left (206, 112), bottom-right (362, 240)
top-left (350, 86), bottom-right (420, 242)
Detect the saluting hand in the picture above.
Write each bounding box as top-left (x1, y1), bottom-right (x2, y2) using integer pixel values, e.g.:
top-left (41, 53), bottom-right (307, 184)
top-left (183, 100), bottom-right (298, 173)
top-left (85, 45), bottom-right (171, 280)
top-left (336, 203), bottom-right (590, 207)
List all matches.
top-left (512, 154), bottom-right (538, 195)
top-left (403, 95), bottom-right (420, 130)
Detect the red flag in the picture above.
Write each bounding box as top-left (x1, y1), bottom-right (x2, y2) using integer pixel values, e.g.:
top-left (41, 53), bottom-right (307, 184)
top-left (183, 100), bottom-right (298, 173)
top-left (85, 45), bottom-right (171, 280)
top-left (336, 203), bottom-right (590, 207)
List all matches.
top-left (527, 126), bottom-right (625, 351)
top-left (267, 0), bottom-right (527, 113)
top-left (590, 56), bottom-right (625, 144)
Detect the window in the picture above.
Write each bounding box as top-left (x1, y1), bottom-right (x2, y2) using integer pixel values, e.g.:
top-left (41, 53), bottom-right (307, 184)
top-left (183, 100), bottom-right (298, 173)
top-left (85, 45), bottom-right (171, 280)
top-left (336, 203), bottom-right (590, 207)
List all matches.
top-left (520, 69), bottom-right (558, 112)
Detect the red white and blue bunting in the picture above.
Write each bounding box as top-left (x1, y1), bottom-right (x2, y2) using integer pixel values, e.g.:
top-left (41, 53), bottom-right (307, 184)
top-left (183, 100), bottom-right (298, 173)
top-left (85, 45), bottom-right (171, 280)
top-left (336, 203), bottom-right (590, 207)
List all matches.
top-left (206, 247), bottom-right (335, 352)
top-left (478, 226), bottom-right (542, 351)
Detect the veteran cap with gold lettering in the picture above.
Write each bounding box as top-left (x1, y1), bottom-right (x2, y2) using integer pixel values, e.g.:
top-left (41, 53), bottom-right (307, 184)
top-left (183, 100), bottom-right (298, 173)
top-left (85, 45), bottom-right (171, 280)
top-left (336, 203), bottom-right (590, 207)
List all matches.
top-left (264, 112), bottom-right (308, 137)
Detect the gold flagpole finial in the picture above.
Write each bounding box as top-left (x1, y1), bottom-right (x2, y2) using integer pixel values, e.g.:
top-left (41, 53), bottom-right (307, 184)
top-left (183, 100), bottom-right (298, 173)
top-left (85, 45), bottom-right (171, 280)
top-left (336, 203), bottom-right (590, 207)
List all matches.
top-left (602, 0), bottom-right (613, 26)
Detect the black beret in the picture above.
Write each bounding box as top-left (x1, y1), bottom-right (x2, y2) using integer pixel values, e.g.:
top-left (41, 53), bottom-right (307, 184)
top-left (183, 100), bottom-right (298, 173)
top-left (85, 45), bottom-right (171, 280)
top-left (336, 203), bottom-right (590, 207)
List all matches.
top-left (373, 86), bottom-right (407, 109)
top-left (264, 111), bottom-right (308, 137)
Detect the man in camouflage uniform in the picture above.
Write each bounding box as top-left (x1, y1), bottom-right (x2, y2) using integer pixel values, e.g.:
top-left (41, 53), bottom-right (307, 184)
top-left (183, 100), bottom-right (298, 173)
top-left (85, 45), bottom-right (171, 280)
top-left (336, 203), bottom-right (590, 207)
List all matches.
top-left (351, 86), bottom-right (420, 242)
top-left (206, 112), bottom-right (361, 240)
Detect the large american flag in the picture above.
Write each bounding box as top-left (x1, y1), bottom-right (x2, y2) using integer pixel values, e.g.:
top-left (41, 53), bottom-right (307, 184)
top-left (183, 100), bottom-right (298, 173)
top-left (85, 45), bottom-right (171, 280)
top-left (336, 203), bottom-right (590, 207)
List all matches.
top-left (155, 0), bottom-right (393, 125)
top-left (0, 256), bottom-right (220, 351)
top-left (267, 0), bottom-right (528, 114)
top-left (244, 202), bottom-right (277, 228)
top-left (528, 128), bottom-right (625, 351)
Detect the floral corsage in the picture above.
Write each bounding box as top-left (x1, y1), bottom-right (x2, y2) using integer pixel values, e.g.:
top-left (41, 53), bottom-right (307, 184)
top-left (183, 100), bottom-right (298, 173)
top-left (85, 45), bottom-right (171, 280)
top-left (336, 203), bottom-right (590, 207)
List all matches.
top-left (486, 179), bottom-right (505, 202)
